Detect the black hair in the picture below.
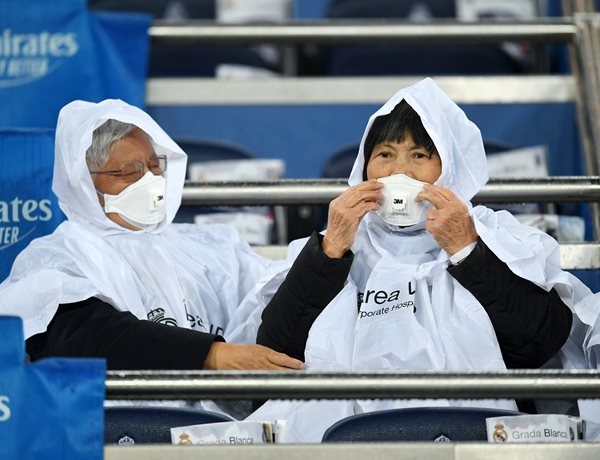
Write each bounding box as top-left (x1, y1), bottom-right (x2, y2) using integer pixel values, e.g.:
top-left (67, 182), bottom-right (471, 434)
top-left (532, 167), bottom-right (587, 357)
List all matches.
top-left (363, 100), bottom-right (436, 180)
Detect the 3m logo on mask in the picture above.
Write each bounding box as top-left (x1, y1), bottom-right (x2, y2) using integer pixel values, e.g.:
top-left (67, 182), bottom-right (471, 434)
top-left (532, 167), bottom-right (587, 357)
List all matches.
top-left (391, 196), bottom-right (407, 214)
top-left (153, 195), bottom-right (164, 209)
top-left (0, 29), bottom-right (79, 88)
top-left (0, 197), bottom-right (52, 249)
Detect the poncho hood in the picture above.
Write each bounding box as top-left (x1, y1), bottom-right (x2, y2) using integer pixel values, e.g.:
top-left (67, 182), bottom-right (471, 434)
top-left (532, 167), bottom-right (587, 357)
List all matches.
top-left (349, 77), bottom-right (488, 204)
top-left (53, 99), bottom-right (187, 235)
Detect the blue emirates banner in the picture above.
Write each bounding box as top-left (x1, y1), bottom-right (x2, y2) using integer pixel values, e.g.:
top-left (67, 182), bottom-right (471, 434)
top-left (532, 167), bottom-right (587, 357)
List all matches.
top-left (0, 0), bottom-right (150, 128)
top-left (0, 316), bottom-right (106, 459)
top-left (0, 129), bottom-right (65, 281)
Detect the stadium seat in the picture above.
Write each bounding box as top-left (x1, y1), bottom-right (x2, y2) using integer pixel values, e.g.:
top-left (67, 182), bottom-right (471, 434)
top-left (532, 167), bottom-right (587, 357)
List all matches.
top-left (173, 138), bottom-right (283, 244)
top-left (482, 138), bottom-right (515, 154)
top-left (323, 0), bottom-right (525, 76)
top-left (327, 0), bottom-right (456, 18)
top-left (104, 406), bottom-right (232, 444)
top-left (321, 142), bottom-right (360, 179)
top-left (321, 406), bottom-right (522, 442)
top-left (149, 46), bottom-right (270, 77)
top-left (324, 45), bottom-right (524, 76)
top-left (176, 138), bottom-right (256, 165)
top-left (174, 137), bottom-right (256, 224)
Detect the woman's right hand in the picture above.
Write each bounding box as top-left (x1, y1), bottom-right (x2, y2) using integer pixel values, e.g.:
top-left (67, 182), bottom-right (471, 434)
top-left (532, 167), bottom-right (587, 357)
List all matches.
top-left (322, 179), bottom-right (383, 258)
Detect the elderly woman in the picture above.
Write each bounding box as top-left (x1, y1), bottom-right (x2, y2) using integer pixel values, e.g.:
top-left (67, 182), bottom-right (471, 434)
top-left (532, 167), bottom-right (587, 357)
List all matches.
top-left (0, 99), bottom-right (303, 372)
top-left (226, 78), bottom-right (597, 441)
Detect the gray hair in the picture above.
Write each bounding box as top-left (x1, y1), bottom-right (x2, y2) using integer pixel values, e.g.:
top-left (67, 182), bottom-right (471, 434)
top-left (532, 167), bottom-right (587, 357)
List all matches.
top-left (85, 119), bottom-right (137, 171)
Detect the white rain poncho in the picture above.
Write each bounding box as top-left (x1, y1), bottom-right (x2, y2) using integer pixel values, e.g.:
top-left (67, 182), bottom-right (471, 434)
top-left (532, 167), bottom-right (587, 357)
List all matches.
top-left (227, 78), bottom-right (600, 442)
top-left (0, 99), bottom-right (270, 345)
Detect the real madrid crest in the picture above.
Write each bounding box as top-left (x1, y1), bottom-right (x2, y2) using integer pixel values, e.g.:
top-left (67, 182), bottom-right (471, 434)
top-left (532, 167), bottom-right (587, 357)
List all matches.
top-left (178, 433), bottom-right (193, 445)
top-left (493, 423), bottom-right (508, 443)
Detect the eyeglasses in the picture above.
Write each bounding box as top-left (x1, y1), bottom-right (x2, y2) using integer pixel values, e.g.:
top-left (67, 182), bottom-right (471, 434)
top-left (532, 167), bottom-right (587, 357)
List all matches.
top-left (90, 155), bottom-right (167, 184)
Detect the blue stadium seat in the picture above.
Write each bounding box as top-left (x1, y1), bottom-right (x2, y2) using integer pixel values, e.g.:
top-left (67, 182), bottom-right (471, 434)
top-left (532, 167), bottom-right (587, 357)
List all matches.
top-left (149, 46), bottom-right (270, 77)
top-left (481, 138), bottom-right (515, 154)
top-left (174, 138), bottom-right (256, 224)
top-left (324, 45), bottom-right (524, 76)
top-left (104, 406), bottom-right (232, 444)
top-left (176, 138), bottom-right (256, 166)
top-left (321, 142), bottom-right (360, 179)
top-left (323, 0), bottom-right (524, 76)
top-left (328, 0), bottom-right (455, 18)
top-left (321, 406), bottom-right (522, 442)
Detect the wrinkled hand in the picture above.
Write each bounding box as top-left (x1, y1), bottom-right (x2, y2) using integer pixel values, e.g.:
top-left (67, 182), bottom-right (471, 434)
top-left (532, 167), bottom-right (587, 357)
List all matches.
top-left (323, 179), bottom-right (383, 258)
top-left (416, 184), bottom-right (478, 255)
top-left (204, 342), bottom-right (305, 371)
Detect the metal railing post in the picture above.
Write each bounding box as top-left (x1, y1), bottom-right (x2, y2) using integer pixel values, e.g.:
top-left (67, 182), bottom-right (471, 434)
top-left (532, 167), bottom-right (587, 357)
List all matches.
top-left (562, 2), bottom-right (600, 238)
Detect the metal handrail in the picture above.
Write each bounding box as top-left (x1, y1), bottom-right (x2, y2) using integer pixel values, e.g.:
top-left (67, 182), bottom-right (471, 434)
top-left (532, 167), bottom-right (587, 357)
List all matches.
top-left (181, 177), bottom-right (600, 206)
top-left (150, 19), bottom-right (576, 46)
top-left (106, 369), bottom-right (600, 400)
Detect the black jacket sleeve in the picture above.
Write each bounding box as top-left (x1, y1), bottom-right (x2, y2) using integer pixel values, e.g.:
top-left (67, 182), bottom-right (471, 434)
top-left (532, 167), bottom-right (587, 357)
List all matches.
top-left (257, 232), bottom-right (353, 361)
top-left (25, 297), bottom-right (223, 370)
top-left (448, 239), bottom-right (573, 369)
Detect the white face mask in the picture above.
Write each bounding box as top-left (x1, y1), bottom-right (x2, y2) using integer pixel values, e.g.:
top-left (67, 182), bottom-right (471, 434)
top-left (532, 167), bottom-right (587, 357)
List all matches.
top-left (102, 171), bottom-right (166, 230)
top-left (375, 173), bottom-right (431, 227)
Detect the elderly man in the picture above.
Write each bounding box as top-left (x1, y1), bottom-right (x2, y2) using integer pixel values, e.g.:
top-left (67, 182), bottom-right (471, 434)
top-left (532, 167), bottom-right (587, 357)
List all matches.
top-left (0, 99), bottom-right (303, 371)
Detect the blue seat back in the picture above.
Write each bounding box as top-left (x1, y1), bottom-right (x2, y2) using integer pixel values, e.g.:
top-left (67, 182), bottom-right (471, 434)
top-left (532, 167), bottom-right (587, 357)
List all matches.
top-left (327, 0), bottom-right (456, 18)
top-left (104, 406), bottom-right (232, 444)
top-left (174, 138), bottom-right (257, 224)
top-left (324, 0), bottom-right (523, 76)
top-left (150, 46), bottom-right (269, 77)
top-left (322, 406), bottom-right (521, 442)
top-left (176, 138), bottom-right (256, 167)
top-left (321, 142), bottom-right (360, 179)
top-left (324, 45), bottom-right (524, 76)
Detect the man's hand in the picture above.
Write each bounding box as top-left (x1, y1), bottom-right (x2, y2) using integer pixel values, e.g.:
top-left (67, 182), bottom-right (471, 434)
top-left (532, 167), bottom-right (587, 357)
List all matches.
top-left (323, 179), bottom-right (383, 258)
top-left (416, 183), bottom-right (478, 255)
top-left (204, 342), bottom-right (305, 371)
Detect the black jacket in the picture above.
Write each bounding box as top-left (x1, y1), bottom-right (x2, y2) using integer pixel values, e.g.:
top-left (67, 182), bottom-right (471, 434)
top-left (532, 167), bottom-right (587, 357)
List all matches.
top-left (257, 232), bottom-right (573, 369)
top-left (26, 298), bottom-right (222, 370)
